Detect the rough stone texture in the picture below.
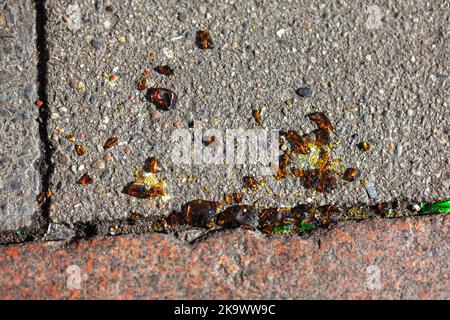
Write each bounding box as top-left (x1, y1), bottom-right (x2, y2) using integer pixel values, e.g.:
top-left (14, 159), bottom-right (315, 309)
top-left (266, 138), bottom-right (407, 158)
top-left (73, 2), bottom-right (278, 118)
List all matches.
top-left (45, 0), bottom-right (449, 230)
top-left (0, 215), bottom-right (448, 299)
top-left (0, 0), bottom-right (40, 231)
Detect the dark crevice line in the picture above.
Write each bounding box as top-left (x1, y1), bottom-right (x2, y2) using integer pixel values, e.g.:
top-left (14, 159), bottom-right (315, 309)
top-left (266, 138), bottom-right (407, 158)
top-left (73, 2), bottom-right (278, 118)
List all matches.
top-left (0, 0), bottom-right (52, 245)
top-left (35, 0), bottom-right (53, 236)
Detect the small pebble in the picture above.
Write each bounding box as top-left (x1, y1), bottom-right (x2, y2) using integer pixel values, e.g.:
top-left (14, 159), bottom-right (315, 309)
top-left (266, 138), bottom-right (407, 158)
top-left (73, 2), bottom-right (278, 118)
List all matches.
top-left (162, 48), bottom-right (174, 59)
top-left (0, 14), bottom-right (6, 28)
top-left (276, 28), bottom-right (286, 38)
top-left (90, 38), bottom-right (103, 50)
top-left (178, 12), bottom-right (187, 22)
top-left (395, 144), bottom-right (403, 157)
top-left (296, 86), bottom-right (313, 98)
top-left (365, 182), bottom-right (378, 200)
top-left (95, 0), bottom-right (103, 11)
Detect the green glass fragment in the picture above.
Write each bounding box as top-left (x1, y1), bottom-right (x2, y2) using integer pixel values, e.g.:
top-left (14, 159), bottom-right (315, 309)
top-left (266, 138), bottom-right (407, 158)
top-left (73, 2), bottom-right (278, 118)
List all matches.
top-left (273, 224), bottom-right (293, 234)
top-left (419, 200), bottom-right (450, 215)
top-left (300, 220), bottom-right (316, 231)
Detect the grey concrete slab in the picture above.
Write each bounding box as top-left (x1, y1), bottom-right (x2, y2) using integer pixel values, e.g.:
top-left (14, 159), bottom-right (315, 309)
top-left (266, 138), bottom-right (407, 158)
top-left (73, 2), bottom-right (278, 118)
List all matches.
top-left (46, 0), bottom-right (449, 228)
top-left (0, 0), bottom-right (41, 231)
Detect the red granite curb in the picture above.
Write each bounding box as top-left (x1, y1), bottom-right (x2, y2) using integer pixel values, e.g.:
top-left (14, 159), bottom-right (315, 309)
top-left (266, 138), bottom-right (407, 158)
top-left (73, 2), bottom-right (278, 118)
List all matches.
top-left (0, 215), bottom-right (448, 299)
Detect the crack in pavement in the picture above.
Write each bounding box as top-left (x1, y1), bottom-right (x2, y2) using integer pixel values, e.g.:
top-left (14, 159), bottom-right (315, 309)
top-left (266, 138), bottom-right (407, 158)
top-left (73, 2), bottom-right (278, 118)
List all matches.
top-left (0, 0), bottom-right (53, 244)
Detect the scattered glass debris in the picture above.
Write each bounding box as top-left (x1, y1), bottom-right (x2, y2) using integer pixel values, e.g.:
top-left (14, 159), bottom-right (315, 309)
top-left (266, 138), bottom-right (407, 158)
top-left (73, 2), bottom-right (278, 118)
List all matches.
top-left (122, 157), bottom-right (169, 201)
top-left (306, 112), bottom-right (334, 132)
top-left (276, 112), bottom-right (345, 193)
top-left (218, 205), bottom-right (258, 228)
top-left (281, 130), bottom-right (310, 154)
top-left (103, 137), bottom-right (118, 149)
top-left (155, 65), bottom-right (174, 76)
top-left (224, 192), bottom-right (243, 205)
top-left (78, 173), bottom-right (94, 185)
top-left (243, 176), bottom-right (261, 191)
top-left (36, 189), bottom-right (52, 205)
top-left (146, 87), bottom-right (178, 111)
top-left (196, 30), bottom-right (214, 49)
top-left (150, 197), bottom-right (444, 235)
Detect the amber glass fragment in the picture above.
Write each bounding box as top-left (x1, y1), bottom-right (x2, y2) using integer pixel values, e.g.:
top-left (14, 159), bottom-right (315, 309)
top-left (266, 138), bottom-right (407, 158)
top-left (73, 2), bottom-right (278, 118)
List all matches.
top-left (78, 173), bottom-right (94, 185)
top-left (252, 109), bottom-right (263, 125)
top-left (358, 142), bottom-right (370, 151)
top-left (75, 144), bottom-right (87, 156)
top-left (137, 76), bottom-right (147, 90)
top-left (154, 65), bottom-right (174, 76)
top-left (243, 176), bottom-right (258, 190)
top-left (146, 88), bottom-right (178, 111)
top-left (182, 199), bottom-right (220, 228)
top-left (196, 30), bottom-right (214, 49)
top-left (123, 183), bottom-right (151, 199)
top-left (103, 137), bottom-right (118, 149)
top-left (143, 157), bottom-right (159, 173)
top-left (343, 167), bottom-right (360, 182)
top-left (306, 112), bottom-right (334, 132)
top-left (283, 131), bottom-right (310, 154)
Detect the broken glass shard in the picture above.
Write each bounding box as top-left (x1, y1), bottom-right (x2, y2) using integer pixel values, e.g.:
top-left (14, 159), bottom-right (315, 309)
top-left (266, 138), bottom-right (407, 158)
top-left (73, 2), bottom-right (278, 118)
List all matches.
top-left (78, 173), bottom-right (93, 185)
top-left (146, 87), bottom-right (178, 111)
top-left (154, 65), bottom-right (174, 76)
top-left (103, 137), bottom-right (118, 149)
top-left (75, 144), bottom-right (87, 156)
top-left (196, 30), bottom-right (214, 49)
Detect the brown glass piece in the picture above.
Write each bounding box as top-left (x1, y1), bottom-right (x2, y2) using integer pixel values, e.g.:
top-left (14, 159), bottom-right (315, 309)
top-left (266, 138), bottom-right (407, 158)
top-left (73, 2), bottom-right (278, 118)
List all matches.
top-left (137, 76), bottom-right (147, 90)
top-left (282, 130), bottom-right (310, 154)
top-left (78, 173), bottom-right (94, 185)
top-left (75, 144), bottom-right (87, 156)
top-left (143, 157), bottom-right (159, 173)
top-left (218, 205), bottom-right (256, 228)
top-left (147, 88), bottom-right (178, 111)
top-left (122, 183), bottom-right (152, 199)
top-left (298, 169), bottom-right (337, 193)
top-left (103, 137), bottom-right (118, 149)
top-left (202, 135), bottom-right (216, 146)
top-left (358, 142), bottom-right (370, 151)
top-left (306, 112), bottom-right (334, 132)
top-left (182, 199), bottom-right (221, 228)
top-left (252, 109), bottom-right (263, 125)
top-left (196, 30), bottom-right (214, 49)
top-left (154, 65), bottom-right (174, 76)
top-left (343, 168), bottom-right (360, 182)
